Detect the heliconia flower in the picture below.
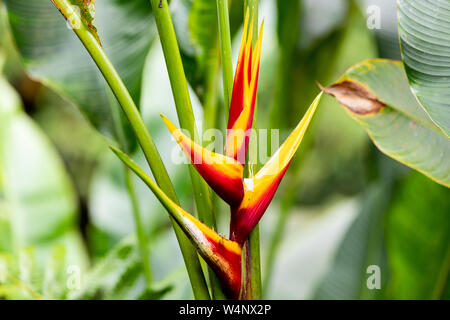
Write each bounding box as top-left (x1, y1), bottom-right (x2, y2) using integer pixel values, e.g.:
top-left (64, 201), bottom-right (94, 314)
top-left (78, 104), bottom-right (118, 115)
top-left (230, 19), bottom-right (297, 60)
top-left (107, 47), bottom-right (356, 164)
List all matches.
top-left (225, 11), bottom-right (264, 164)
top-left (161, 114), bottom-right (245, 207)
top-left (110, 147), bottom-right (243, 299)
top-left (230, 93), bottom-right (323, 245)
top-left (110, 6), bottom-right (323, 300)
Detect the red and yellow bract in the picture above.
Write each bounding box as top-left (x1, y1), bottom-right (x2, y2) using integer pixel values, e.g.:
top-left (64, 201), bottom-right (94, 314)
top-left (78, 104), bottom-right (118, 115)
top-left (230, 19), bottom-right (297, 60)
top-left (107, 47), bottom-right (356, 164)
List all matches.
top-left (225, 11), bottom-right (264, 164)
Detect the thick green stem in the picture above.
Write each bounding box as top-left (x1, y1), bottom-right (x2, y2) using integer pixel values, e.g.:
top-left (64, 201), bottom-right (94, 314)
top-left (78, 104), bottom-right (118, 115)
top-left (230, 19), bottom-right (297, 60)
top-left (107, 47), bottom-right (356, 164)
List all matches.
top-left (216, 0), bottom-right (234, 114)
top-left (242, 0), bottom-right (262, 300)
top-left (51, 0), bottom-right (210, 300)
top-left (149, 0), bottom-right (226, 299)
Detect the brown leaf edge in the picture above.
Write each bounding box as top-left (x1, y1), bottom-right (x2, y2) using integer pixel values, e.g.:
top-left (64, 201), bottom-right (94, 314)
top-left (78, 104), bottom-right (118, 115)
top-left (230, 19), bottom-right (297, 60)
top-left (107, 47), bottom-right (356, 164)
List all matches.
top-left (318, 81), bottom-right (385, 116)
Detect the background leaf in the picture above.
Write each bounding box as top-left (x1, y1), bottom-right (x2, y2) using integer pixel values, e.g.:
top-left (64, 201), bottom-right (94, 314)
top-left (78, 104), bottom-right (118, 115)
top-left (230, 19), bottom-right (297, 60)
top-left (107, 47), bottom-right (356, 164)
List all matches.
top-left (0, 75), bottom-right (88, 298)
top-left (398, 0), bottom-right (450, 137)
top-left (72, 236), bottom-right (178, 300)
top-left (188, 0), bottom-right (218, 69)
top-left (314, 183), bottom-right (390, 300)
top-left (4, 0), bottom-right (157, 144)
top-left (323, 59), bottom-right (450, 187)
top-left (385, 171), bottom-right (450, 299)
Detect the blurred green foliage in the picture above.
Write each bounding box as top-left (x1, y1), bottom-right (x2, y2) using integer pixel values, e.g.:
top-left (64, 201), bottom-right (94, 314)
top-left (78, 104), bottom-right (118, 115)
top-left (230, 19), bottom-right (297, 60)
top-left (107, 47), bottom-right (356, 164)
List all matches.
top-left (0, 0), bottom-right (448, 300)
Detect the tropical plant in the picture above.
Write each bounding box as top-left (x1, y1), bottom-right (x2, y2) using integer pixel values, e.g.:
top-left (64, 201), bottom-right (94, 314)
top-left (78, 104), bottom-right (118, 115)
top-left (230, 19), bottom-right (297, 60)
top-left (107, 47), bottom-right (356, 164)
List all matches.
top-left (0, 0), bottom-right (448, 300)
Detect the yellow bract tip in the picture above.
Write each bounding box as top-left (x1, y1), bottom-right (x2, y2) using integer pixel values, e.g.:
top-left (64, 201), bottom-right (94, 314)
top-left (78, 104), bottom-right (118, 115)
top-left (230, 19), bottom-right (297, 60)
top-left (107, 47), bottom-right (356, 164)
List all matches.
top-left (160, 114), bottom-right (177, 134)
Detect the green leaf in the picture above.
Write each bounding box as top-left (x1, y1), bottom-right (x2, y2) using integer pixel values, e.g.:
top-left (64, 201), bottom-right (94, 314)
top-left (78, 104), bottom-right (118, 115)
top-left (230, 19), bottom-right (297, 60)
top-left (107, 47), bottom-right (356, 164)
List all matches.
top-left (314, 183), bottom-right (390, 299)
top-left (0, 250), bottom-right (44, 300)
top-left (4, 0), bottom-right (156, 142)
top-left (322, 59), bottom-right (450, 187)
top-left (188, 0), bottom-right (218, 69)
top-left (0, 76), bottom-right (88, 298)
top-left (72, 236), bottom-right (173, 300)
top-left (398, 0), bottom-right (450, 137)
top-left (172, 0), bottom-right (220, 94)
top-left (385, 171), bottom-right (450, 299)
top-left (0, 78), bottom-right (74, 245)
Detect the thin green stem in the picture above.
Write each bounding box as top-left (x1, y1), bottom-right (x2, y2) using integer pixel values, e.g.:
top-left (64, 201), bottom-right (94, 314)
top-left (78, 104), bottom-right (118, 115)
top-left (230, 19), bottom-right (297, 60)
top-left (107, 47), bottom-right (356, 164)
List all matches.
top-left (242, 0), bottom-right (262, 300)
top-left (149, 0), bottom-right (226, 299)
top-left (124, 166), bottom-right (152, 287)
top-left (51, 0), bottom-right (210, 300)
top-left (216, 0), bottom-right (234, 115)
top-left (108, 88), bottom-right (153, 289)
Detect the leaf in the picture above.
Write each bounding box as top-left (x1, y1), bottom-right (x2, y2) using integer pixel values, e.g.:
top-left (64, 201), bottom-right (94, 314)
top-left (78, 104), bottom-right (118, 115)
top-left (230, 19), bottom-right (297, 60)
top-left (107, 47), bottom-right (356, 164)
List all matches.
top-left (172, 0), bottom-right (219, 92)
top-left (0, 76), bottom-right (88, 298)
top-left (72, 236), bottom-right (173, 300)
top-left (385, 171), bottom-right (450, 299)
top-left (188, 0), bottom-right (218, 67)
top-left (314, 183), bottom-right (391, 300)
top-left (0, 251), bottom-right (44, 300)
top-left (397, 0), bottom-right (450, 137)
top-left (4, 0), bottom-right (156, 142)
top-left (323, 59), bottom-right (450, 187)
